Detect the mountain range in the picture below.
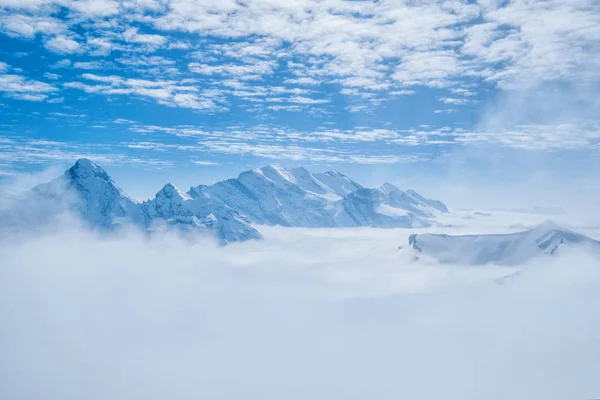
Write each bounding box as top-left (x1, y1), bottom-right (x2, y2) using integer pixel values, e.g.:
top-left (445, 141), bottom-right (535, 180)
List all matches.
top-left (408, 221), bottom-right (600, 265)
top-left (3, 159), bottom-right (449, 243)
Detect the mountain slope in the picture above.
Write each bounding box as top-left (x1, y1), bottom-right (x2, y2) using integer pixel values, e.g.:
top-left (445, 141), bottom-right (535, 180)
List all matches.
top-left (143, 183), bottom-right (262, 244)
top-left (312, 170), bottom-right (363, 197)
top-left (4, 159), bottom-right (448, 242)
top-left (195, 167), bottom-right (446, 229)
top-left (32, 158), bottom-right (145, 230)
top-left (334, 183), bottom-right (448, 228)
top-left (408, 221), bottom-right (600, 265)
top-left (192, 165), bottom-right (362, 227)
top-left (24, 159), bottom-right (261, 243)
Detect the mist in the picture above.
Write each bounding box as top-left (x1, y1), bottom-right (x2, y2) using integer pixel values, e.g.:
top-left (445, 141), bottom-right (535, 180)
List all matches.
top-left (1, 223), bottom-right (600, 400)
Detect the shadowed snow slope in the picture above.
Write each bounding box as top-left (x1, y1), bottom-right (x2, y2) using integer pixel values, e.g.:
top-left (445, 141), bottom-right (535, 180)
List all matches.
top-left (143, 182), bottom-right (262, 244)
top-left (3, 159), bottom-right (448, 243)
top-left (408, 221), bottom-right (600, 265)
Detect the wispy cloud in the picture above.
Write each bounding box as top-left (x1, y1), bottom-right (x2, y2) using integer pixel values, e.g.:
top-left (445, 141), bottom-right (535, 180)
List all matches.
top-left (193, 160), bottom-right (218, 166)
top-left (0, 67), bottom-right (58, 101)
top-left (64, 73), bottom-right (226, 111)
top-left (0, 0), bottom-right (598, 172)
top-left (0, 136), bottom-right (172, 168)
top-left (2, 0), bottom-right (597, 102)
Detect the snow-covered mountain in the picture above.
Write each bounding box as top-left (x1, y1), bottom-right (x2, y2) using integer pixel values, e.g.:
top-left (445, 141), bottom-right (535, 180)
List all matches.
top-left (4, 159), bottom-right (448, 243)
top-left (32, 158), bottom-right (146, 230)
top-left (194, 166), bottom-right (447, 229)
top-left (19, 159), bottom-right (259, 243)
top-left (408, 221), bottom-right (600, 265)
top-left (142, 182), bottom-right (262, 244)
top-left (335, 183), bottom-right (448, 228)
top-left (191, 165), bottom-right (361, 227)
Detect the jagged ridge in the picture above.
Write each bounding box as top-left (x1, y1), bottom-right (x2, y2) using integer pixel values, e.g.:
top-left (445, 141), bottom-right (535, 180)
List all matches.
top-left (9, 159), bottom-right (448, 244)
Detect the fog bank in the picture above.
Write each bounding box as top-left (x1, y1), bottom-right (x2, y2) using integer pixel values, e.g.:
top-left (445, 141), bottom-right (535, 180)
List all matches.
top-left (1, 226), bottom-right (599, 400)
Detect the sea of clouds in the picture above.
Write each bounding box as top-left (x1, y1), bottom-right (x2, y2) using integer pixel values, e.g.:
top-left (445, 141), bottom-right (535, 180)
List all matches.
top-left (1, 219), bottom-right (600, 400)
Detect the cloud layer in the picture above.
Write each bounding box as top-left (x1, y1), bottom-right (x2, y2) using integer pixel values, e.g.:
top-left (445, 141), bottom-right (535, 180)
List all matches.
top-left (1, 223), bottom-right (600, 400)
top-left (1, 0), bottom-right (599, 184)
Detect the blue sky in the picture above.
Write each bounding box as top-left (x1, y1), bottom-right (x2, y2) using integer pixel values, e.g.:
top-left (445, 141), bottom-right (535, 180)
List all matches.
top-left (1, 0), bottom-right (599, 202)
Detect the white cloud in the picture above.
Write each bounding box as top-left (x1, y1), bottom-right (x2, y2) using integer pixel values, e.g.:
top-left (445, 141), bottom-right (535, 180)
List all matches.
top-left (266, 105), bottom-right (304, 112)
top-left (392, 51), bottom-right (465, 88)
top-left (198, 141), bottom-right (421, 164)
top-left (50, 59), bottom-right (72, 68)
top-left (0, 14), bottom-right (66, 38)
top-left (0, 0), bottom-right (596, 117)
top-left (123, 27), bottom-right (167, 46)
top-left (119, 117), bottom-right (600, 166)
top-left (188, 61), bottom-right (276, 80)
top-left (70, 0), bottom-right (120, 17)
top-left (456, 121), bottom-right (600, 151)
top-left (345, 105), bottom-right (368, 113)
top-left (449, 88), bottom-right (476, 97)
top-left (65, 73), bottom-right (226, 111)
top-left (0, 0), bottom-right (598, 158)
top-left (434, 109), bottom-right (457, 114)
top-left (466, 1), bottom-right (600, 87)
top-left (0, 0), bottom-right (60, 11)
top-left (8, 93), bottom-right (47, 101)
top-left (80, 73), bottom-right (122, 84)
top-left (117, 55), bottom-right (175, 67)
top-left (43, 72), bottom-right (61, 80)
top-left (167, 41), bottom-right (190, 50)
top-left (0, 136), bottom-right (171, 167)
top-left (45, 36), bottom-right (81, 54)
top-left (1, 224), bottom-right (599, 400)
top-left (439, 97), bottom-right (471, 105)
top-left (284, 77), bottom-right (320, 86)
top-left (122, 0), bottom-right (164, 12)
top-left (113, 118), bottom-right (137, 124)
top-left (169, 92), bottom-right (212, 109)
top-left (0, 73), bottom-right (57, 101)
top-left (288, 96), bottom-right (328, 105)
top-left (389, 90), bottom-right (416, 96)
top-left (49, 112), bottom-right (86, 118)
top-left (192, 160), bottom-right (218, 166)
top-left (0, 0), bottom-right (597, 90)
top-left (73, 61), bottom-right (115, 70)
top-left (86, 37), bottom-right (118, 56)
